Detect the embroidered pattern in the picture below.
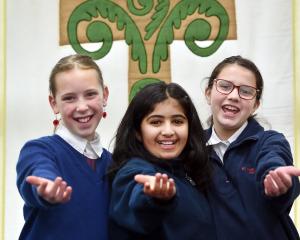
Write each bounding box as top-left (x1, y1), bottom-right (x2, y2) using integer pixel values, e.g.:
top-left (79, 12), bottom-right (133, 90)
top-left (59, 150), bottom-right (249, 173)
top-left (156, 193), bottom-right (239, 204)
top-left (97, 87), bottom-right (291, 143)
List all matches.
top-left (241, 166), bottom-right (256, 174)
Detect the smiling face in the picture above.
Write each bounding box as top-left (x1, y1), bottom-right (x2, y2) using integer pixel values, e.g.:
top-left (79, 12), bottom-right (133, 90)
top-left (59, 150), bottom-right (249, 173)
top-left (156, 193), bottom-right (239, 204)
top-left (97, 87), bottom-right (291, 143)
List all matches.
top-left (49, 68), bottom-right (108, 141)
top-left (139, 97), bottom-right (188, 160)
top-left (205, 64), bottom-right (260, 140)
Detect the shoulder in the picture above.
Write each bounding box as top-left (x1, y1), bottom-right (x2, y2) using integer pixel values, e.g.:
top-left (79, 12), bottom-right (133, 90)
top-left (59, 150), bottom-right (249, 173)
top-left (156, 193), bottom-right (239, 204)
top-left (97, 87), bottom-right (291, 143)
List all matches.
top-left (126, 157), bottom-right (156, 168)
top-left (21, 135), bottom-right (57, 149)
top-left (257, 130), bottom-right (290, 148)
top-left (20, 135), bottom-right (71, 156)
top-left (17, 136), bottom-right (64, 170)
top-left (101, 148), bottom-right (112, 159)
top-left (204, 128), bottom-right (212, 141)
top-left (240, 119), bottom-right (286, 141)
top-left (23, 135), bottom-right (65, 145)
top-left (244, 121), bottom-right (292, 156)
top-left (115, 157), bottom-right (158, 178)
top-left (100, 148), bottom-right (112, 166)
top-left (112, 158), bottom-right (159, 192)
top-left (248, 118), bottom-right (288, 143)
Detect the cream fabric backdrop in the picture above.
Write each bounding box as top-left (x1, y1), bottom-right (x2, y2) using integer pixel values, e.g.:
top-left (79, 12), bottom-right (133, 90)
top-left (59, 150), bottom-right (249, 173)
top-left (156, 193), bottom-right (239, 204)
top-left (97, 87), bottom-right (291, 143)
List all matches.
top-left (0, 0), bottom-right (6, 239)
top-left (4, 0), bottom-right (297, 239)
top-left (293, 0), bottom-right (300, 227)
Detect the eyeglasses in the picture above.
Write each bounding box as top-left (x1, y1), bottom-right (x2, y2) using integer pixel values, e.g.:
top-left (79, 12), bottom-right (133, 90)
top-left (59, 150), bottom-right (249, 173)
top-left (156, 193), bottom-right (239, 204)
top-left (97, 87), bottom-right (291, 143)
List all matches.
top-left (214, 79), bottom-right (259, 100)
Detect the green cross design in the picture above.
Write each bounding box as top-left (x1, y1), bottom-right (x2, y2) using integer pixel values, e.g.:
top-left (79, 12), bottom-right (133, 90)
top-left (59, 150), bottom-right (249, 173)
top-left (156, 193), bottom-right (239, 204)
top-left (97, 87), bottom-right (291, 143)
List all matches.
top-left (67, 0), bottom-right (231, 100)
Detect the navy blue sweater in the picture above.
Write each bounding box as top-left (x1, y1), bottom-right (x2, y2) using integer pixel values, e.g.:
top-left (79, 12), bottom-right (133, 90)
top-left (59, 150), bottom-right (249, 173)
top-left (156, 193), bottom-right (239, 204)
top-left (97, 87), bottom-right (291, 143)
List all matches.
top-left (206, 118), bottom-right (300, 240)
top-left (109, 158), bottom-right (217, 240)
top-left (17, 135), bottom-right (111, 240)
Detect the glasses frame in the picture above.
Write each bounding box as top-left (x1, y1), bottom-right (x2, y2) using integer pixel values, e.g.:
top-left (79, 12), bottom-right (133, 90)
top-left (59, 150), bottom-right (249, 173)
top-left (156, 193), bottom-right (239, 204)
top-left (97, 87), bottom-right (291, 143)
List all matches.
top-left (214, 78), bottom-right (259, 100)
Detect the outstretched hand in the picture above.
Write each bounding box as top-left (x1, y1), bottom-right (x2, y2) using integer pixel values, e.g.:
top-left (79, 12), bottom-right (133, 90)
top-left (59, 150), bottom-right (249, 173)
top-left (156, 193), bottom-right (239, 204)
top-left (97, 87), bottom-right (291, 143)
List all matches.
top-left (134, 173), bottom-right (176, 201)
top-left (264, 166), bottom-right (300, 197)
top-left (26, 176), bottom-right (72, 204)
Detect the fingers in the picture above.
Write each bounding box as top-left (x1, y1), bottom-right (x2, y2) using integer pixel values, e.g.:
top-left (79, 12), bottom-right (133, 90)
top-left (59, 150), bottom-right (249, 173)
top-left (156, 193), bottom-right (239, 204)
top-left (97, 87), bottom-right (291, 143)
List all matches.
top-left (37, 180), bottom-right (48, 196)
top-left (154, 173), bottom-right (165, 191)
top-left (54, 179), bottom-right (69, 202)
top-left (264, 173), bottom-right (279, 197)
top-left (167, 178), bottom-right (176, 196)
top-left (264, 168), bottom-right (293, 197)
top-left (142, 173), bottom-right (176, 200)
top-left (134, 174), bottom-right (154, 185)
top-left (61, 186), bottom-right (73, 203)
top-left (263, 166), bottom-right (300, 197)
top-left (47, 177), bottom-right (63, 200)
top-left (273, 170), bottom-right (292, 189)
top-left (27, 176), bottom-right (72, 204)
top-left (144, 173), bottom-right (164, 192)
top-left (36, 177), bottom-right (59, 202)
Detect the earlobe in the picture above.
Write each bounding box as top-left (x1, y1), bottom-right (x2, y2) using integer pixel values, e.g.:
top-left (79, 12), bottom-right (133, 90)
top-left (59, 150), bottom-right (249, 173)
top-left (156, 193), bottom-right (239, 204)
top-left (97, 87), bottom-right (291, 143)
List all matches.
top-left (205, 88), bottom-right (212, 105)
top-left (49, 95), bottom-right (59, 114)
top-left (136, 131), bottom-right (142, 142)
top-left (252, 100), bottom-right (260, 113)
top-left (103, 86), bottom-right (109, 106)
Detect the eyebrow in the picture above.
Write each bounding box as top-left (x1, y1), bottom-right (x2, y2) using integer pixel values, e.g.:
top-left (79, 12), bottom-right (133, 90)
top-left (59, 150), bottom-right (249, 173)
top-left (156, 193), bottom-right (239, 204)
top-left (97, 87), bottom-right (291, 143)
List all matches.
top-left (216, 79), bottom-right (256, 88)
top-left (60, 92), bottom-right (75, 98)
top-left (146, 114), bottom-right (187, 119)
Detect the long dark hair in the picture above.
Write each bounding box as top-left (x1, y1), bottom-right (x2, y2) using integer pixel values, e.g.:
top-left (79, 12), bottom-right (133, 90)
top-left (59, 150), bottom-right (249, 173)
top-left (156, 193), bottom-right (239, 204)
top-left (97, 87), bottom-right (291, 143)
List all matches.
top-left (110, 82), bottom-right (211, 191)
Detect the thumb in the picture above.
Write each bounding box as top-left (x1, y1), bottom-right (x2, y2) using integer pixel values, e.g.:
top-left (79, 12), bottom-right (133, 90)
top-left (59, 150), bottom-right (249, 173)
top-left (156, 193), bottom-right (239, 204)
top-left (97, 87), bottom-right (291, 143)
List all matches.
top-left (26, 176), bottom-right (43, 186)
top-left (282, 166), bottom-right (300, 177)
top-left (134, 174), bottom-right (154, 184)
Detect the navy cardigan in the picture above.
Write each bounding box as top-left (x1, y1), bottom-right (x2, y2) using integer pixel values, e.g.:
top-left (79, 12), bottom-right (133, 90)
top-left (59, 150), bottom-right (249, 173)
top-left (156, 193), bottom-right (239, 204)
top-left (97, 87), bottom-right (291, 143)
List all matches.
top-left (109, 157), bottom-right (217, 240)
top-left (206, 118), bottom-right (300, 240)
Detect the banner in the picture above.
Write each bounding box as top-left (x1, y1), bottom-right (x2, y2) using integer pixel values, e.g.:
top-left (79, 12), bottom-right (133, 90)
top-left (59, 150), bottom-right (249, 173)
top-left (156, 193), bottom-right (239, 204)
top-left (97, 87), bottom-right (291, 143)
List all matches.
top-left (60, 0), bottom-right (237, 99)
top-left (4, 1), bottom-right (297, 239)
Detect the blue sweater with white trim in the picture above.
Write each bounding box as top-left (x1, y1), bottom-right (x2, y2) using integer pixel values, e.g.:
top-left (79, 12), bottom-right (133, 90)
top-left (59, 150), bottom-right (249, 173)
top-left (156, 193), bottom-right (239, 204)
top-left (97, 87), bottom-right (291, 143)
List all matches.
top-left (17, 135), bottom-right (111, 240)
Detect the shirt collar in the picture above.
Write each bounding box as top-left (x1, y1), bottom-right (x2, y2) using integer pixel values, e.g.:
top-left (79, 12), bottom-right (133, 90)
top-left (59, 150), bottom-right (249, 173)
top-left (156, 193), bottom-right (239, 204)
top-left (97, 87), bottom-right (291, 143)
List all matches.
top-left (55, 123), bottom-right (103, 159)
top-left (207, 121), bottom-right (248, 146)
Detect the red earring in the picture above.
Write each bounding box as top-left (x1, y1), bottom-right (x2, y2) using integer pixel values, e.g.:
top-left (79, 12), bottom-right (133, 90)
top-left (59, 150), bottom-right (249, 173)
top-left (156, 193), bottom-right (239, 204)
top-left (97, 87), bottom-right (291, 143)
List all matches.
top-left (102, 110), bottom-right (107, 118)
top-left (53, 114), bottom-right (59, 127)
top-left (102, 105), bottom-right (107, 118)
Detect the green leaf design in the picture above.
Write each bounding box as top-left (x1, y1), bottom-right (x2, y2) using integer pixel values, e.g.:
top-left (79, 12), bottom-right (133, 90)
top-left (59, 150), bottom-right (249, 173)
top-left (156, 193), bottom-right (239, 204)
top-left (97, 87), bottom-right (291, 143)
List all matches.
top-left (129, 78), bottom-right (162, 102)
top-left (144, 0), bottom-right (170, 40)
top-left (127, 0), bottom-right (153, 16)
top-left (152, 0), bottom-right (230, 73)
top-left (67, 0), bottom-right (148, 73)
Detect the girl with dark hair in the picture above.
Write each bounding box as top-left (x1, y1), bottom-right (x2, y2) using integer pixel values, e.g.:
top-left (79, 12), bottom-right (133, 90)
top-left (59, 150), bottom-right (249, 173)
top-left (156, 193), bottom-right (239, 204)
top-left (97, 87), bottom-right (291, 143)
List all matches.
top-left (205, 55), bottom-right (300, 239)
top-left (109, 82), bottom-right (216, 239)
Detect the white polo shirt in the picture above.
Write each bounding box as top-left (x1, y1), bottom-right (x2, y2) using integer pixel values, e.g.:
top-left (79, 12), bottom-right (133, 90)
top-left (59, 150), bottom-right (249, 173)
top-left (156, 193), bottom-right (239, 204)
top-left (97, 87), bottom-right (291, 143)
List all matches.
top-left (207, 121), bottom-right (248, 162)
top-left (55, 123), bottom-right (103, 159)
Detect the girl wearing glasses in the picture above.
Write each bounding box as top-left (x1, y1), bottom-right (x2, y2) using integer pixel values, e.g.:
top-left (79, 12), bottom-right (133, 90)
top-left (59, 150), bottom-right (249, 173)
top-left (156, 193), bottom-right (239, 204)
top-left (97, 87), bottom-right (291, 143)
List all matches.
top-left (205, 55), bottom-right (300, 240)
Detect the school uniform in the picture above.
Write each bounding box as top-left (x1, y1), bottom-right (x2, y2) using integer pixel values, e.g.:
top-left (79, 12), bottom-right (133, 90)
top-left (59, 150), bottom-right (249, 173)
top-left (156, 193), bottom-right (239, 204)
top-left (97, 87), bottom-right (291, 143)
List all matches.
top-left (206, 118), bottom-right (300, 240)
top-left (109, 157), bottom-right (217, 240)
top-left (17, 124), bottom-right (111, 240)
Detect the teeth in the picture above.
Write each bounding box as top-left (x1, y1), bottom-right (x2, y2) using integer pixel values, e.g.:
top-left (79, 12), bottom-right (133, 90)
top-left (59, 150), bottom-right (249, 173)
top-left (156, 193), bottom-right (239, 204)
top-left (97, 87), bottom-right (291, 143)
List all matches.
top-left (77, 116), bottom-right (90, 123)
top-left (225, 106), bottom-right (237, 110)
top-left (223, 105), bottom-right (239, 111)
top-left (158, 141), bottom-right (175, 145)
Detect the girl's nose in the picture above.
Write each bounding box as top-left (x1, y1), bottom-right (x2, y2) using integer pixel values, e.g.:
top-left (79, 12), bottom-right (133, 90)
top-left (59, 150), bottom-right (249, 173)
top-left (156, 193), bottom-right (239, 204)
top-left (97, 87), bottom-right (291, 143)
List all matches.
top-left (76, 100), bottom-right (89, 112)
top-left (227, 87), bottom-right (240, 99)
top-left (161, 123), bottom-right (175, 136)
